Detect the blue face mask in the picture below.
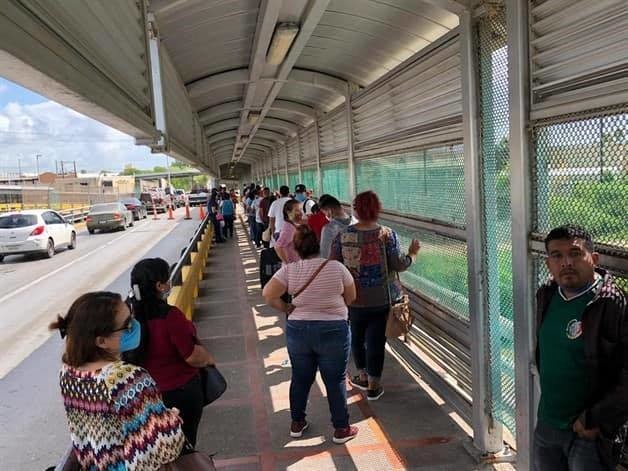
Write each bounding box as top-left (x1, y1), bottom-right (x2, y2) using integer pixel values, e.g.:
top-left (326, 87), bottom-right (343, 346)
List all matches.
top-left (295, 193), bottom-right (306, 202)
top-left (119, 319), bottom-right (141, 352)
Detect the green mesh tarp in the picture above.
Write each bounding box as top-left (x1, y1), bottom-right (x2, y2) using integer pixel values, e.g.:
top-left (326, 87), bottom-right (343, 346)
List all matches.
top-left (533, 112), bottom-right (628, 247)
top-left (288, 172), bottom-right (299, 192)
top-left (322, 162), bottom-right (350, 203)
top-left (478, 10), bottom-right (516, 436)
top-left (355, 145), bottom-right (466, 225)
top-left (301, 167), bottom-right (319, 196)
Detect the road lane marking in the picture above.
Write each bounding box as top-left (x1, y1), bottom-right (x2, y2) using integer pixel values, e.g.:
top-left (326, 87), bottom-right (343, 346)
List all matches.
top-left (0, 225), bottom-right (145, 305)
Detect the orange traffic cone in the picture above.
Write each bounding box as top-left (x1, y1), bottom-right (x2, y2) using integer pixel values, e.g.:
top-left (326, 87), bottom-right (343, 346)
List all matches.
top-left (199, 205), bottom-right (206, 219)
top-left (184, 201), bottom-right (192, 220)
top-left (167, 204), bottom-right (175, 220)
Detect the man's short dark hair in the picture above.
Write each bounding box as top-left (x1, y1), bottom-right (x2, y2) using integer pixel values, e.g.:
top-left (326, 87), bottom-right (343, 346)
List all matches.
top-left (279, 185), bottom-right (290, 197)
top-left (544, 225), bottom-right (594, 252)
top-left (318, 194), bottom-right (341, 209)
top-left (295, 184), bottom-right (306, 193)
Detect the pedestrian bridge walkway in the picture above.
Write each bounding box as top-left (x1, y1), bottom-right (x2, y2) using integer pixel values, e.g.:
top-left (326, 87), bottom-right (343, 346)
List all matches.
top-left (192, 218), bottom-right (511, 471)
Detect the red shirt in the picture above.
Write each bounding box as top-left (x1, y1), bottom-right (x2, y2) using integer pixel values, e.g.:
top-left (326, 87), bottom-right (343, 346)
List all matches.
top-left (307, 212), bottom-right (329, 241)
top-left (143, 306), bottom-right (199, 392)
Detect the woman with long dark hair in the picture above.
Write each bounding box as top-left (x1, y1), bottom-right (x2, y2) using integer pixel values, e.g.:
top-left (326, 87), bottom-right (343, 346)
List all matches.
top-left (51, 291), bottom-right (184, 469)
top-left (126, 257), bottom-right (215, 446)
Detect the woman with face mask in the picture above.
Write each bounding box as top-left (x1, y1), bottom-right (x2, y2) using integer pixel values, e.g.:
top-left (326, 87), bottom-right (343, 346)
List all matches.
top-left (125, 258), bottom-right (215, 446)
top-left (275, 199), bottom-right (304, 264)
top-left (50, 291), bottom-right (185, 470)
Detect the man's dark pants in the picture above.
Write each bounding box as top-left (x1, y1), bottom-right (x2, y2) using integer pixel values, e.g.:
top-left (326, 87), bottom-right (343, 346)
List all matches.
top-left (533, 420), bottom-right (610, 470)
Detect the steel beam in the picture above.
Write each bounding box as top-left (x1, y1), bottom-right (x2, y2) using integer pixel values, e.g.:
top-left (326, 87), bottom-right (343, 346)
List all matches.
top-left (199, 99), bottom-right (316, 125)
top-left (235, 0), bottom-right (332, 163)
top-left (460, 9), bottom-right (505, 456)
top-left (507, 1), bottom-right (535, 469)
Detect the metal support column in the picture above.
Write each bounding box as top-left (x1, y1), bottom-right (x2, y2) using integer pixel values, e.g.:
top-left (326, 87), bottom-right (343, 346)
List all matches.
top-left (284, 147), bottom-right (289, 186)
top-left (345, 83), bottom-right (356, 202)
top-left (314, 120), bottom-right (322, 195)
top-left (296, 132), bottom-right (303, 184)
top-left (507, 1), bottom-right (535, 469)
top-left (144, 11), bottom-right (167, 152)
top-left (461, 10), bottom-right (505, 457)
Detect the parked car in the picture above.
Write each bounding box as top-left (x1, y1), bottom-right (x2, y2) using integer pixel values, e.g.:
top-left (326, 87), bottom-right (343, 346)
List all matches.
top-left (0, 209), bottom-right (76, 262)
top-left (121, 198), bottom-right (148, 220)
top-left (140, 192), bottom-right (167, 213)
top-left (86, 202), bottom-right (133, 234)
top-left (188, 189), bottom-right (208, 206)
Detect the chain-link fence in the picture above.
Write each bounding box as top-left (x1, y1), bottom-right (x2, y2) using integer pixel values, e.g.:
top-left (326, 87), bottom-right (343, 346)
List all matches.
top-left (533, 110), bottom-right (627, 247)
top-left (355, 144), bottom-right (466, 226)
top-left (478, 8), bottom-right (516, 436)
top-left (321, 162), bottom-right (350, 203)
top-left (301, 167), bottom-right (318, 196)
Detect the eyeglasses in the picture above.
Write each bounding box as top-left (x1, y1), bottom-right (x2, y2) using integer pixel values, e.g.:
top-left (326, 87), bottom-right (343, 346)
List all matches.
top-left (111, 315), bottom-right (134, 334)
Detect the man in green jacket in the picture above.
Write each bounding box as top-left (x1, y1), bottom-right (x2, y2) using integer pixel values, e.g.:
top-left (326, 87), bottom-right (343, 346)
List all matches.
top-left (534, 225), bottom-right (627, 470)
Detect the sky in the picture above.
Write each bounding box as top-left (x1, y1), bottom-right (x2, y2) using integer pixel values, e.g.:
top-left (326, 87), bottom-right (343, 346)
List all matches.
top-left (0, 77), bottom-right (172, 177)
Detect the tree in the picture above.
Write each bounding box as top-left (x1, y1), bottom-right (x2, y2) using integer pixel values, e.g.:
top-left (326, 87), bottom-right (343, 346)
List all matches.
top-left (120, 164), bottom-right (140, 176)
top-left (152, 166), bottom-right (167, 173)
top-left (171, 160), bottom-right (188, 170)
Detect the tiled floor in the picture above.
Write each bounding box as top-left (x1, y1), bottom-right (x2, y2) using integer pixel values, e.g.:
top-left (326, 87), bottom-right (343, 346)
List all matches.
top-left (193, 218), bottom-right (514, 470)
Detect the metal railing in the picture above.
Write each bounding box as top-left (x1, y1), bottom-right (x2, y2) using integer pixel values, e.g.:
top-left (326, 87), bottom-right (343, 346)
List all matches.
top-left (59, 206), bottom-right (91, 224)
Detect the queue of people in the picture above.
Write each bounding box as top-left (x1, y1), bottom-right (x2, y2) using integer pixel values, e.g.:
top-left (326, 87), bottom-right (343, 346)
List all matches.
top-left (49, 177), bottom-right (627, 470)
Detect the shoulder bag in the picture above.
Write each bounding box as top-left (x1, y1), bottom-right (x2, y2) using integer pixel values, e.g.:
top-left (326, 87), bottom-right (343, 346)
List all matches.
top-left (381, 230), bottom-right (412, 340)
top-left (161, 441), bottom-right (217, 471)
top-left (200, 365), bottom-right (227, 406)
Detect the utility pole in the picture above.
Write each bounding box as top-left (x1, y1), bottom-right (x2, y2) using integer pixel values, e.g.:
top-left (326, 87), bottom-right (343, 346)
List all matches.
top-left (36, 154), bottom-right (41, 183)
top-left (165, 155), bottom-right (172, 191)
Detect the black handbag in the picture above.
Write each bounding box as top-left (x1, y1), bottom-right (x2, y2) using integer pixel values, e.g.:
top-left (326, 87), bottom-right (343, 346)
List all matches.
top-left (200, 366), bottom-right (227, 406)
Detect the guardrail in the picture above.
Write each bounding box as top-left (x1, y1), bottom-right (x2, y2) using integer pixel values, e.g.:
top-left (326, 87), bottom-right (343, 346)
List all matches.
top-left (167, 214), bottom-right (213, 319)
top-left (59, 206), bottom-right (91, 224)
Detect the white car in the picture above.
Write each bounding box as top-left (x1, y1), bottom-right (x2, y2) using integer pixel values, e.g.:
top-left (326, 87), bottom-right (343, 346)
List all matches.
top-left (0, 209), bottom-right (77, 262)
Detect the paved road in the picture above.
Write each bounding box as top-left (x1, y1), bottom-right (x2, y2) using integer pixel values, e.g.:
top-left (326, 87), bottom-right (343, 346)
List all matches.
top-left (0, 208), bottom-right (204, 470)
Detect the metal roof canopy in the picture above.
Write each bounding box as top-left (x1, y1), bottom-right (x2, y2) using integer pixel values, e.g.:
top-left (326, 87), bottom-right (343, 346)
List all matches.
top-left (151, 0), bottom-right (462, 166)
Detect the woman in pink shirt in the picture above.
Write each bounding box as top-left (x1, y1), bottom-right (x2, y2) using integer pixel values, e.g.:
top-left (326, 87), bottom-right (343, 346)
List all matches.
top-left (274, 199), bottom-right (303, 264)
top-left (263, 225), bottom-right (359, 444)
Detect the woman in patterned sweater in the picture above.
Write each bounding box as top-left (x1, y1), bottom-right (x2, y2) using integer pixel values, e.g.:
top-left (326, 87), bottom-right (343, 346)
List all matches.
top-left (50, 291), bottom-right (184, 470)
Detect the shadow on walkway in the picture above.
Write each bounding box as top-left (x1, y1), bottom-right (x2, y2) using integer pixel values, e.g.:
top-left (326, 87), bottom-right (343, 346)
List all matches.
top-left (193, 219), bottom-right (512, 470)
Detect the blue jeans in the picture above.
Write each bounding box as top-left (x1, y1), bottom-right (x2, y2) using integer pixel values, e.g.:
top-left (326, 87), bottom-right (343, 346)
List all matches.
top-left (533, 420), bottom-right (610, 471)
top-left (349, 305), bottom-right (389, 381)
top-left (247, 215), bottom-right (256, 240)
top-left (286, 320), bottom-right (351, 429)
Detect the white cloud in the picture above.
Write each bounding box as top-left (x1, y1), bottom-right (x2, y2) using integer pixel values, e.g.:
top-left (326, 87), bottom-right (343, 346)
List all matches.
top-left (0, 100), bottom-right (169, 175)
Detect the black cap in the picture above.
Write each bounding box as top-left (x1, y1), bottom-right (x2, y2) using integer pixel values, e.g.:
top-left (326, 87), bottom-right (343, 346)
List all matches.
top-left (295, 184), bottom-right (306, 193)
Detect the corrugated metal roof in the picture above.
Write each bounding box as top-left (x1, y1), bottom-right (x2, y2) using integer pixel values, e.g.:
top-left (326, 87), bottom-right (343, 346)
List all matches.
top-left (152, 0), bottom-right (460, 165)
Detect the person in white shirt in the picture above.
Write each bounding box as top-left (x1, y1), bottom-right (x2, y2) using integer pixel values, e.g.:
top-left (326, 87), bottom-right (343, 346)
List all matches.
top-left (294, 184), bottom-right (316, 219)
top-left (268, 185), bottom-right (291, 245)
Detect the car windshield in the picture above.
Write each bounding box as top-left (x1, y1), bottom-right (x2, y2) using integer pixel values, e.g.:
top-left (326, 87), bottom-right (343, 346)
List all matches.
top-left (121, 199), bottom-right (139, 205)
top-left (0, 214), bottom-right (38, 228)
top-left (90, 203), bottom-right (120, 213)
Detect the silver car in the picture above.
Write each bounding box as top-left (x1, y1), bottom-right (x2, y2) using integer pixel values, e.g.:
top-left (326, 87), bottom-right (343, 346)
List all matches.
top-left (0, 210), bottom-right (77, 262)
top-left (86, 202), bottom-right (133, 234)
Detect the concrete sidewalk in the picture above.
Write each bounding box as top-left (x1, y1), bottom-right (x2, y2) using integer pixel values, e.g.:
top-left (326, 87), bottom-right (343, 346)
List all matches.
top-left (193, 220), bottom-right (511, 470)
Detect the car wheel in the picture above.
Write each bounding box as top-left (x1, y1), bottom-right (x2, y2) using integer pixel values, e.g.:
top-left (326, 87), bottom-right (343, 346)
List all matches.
top-left (88, 228), bottom-right (95, 234)
top-left (68, 232), bottom-right (77, 249)
top-left (45, 239), bottom-right (55, 258)
top-left (0, 255), bottom-right (4, 263)
top-left (129, 218), bottom-right (134, 227)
